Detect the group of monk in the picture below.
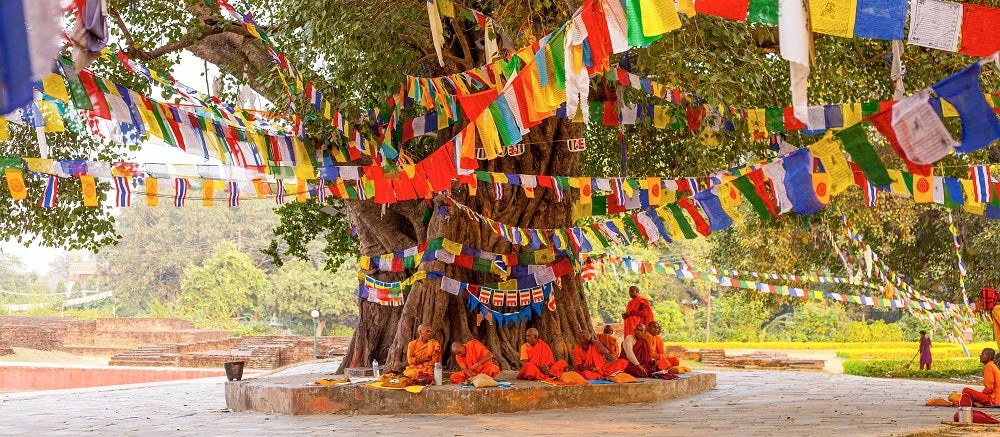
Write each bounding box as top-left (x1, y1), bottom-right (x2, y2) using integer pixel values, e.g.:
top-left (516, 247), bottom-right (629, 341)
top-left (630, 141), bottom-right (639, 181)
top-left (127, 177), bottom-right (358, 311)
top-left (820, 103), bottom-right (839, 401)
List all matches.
top-left (400, 285), bottom-right (679, 384)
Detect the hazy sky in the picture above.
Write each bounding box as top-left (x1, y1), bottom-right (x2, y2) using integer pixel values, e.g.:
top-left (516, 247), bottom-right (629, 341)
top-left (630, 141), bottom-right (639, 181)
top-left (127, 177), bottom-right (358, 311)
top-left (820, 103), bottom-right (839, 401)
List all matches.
top-left (2, 51), bottom-right (230, 276)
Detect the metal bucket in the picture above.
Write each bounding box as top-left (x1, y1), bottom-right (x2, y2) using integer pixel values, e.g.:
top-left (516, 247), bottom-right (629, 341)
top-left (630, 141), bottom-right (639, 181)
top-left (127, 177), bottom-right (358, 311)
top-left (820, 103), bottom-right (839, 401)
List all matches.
top-left (224, 361), bottom-right (245, 381)
top-left (958, 406), bottom-right (974, 423)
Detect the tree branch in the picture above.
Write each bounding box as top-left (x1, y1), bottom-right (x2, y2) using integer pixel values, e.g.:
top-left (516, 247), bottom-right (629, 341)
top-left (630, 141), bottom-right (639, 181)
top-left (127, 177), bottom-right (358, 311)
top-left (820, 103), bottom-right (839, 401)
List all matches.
top-left (108, 7), bottom-right (137, 50)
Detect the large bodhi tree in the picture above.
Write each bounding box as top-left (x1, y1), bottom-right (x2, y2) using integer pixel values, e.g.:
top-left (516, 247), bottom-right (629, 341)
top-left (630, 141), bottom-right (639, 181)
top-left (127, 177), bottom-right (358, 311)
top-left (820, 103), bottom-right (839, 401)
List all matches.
top-left (10, 0), bottom-right (1000, 368)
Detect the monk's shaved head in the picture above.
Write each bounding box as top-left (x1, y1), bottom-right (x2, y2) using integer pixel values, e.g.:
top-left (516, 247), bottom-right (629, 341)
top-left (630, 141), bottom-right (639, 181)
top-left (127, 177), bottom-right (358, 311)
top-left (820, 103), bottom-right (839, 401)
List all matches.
top-left (634, 323), bottom-right (646, 337)
top-left (417, 324), bottom-right (432, 341)
top-left (603, 325), bottom-right (613, 334)
top-left (576, 330), bottom-right (592, 346)
top-left (648, 322), bottom-right (661, 336)
top-left (451, 342), bottom-right (466, 356)
top-left (629, 286), bottom-right (639, 298)
top-left (526, 328), bottom-right (539, 345)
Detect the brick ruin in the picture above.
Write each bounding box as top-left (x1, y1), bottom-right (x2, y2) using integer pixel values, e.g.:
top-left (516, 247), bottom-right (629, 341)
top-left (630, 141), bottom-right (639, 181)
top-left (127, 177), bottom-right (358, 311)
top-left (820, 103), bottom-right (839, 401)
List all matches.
top-left (0, 316), bottom-right (349, 369)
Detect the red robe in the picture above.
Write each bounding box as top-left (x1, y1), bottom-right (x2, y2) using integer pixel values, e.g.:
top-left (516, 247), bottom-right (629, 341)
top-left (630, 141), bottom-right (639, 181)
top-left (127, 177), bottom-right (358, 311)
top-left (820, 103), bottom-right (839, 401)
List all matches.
top-left (652, 335), bottom-right (680, 370)
top-left (621, 335), bottom-right (654, 377)
top-left (516, 340), bottom-right (568, 380)
top-left (450, 339), bottom-right (500, 383)
top-left (572, 344), bottom-right (629, 380)
top-left (623, 296), bottom-right (654, 337)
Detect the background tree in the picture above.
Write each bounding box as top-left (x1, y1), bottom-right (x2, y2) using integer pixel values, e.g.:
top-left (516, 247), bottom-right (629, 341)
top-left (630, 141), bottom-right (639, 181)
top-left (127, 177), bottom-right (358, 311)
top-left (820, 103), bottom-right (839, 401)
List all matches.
top-left (177, 241), bottom-right (272, 325)
top-left (264, 259), bottom-right (360, 335)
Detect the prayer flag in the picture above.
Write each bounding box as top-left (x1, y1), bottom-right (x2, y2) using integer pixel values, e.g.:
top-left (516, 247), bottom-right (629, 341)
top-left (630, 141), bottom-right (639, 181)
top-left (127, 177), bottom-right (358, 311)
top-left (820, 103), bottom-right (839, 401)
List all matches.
top-left (173, 178), bottom-right (188, 207)
top-left (80, 175), bottom-right (98, 207)
top-left (971, 165), bottom-right (992, 203)
top-left (890, 90), bottom-right (957, 165)
top-left (696, 0), bottom-right (750, 20)
top-left (113, 176), bottom-right (131, 207)
top-left (275, 180), bottom-right (286, 204)
top-left (959, 4), bottom-right (1000, 57)
top-left (624, 0), bottom-right (662, 46)
top-left (854, 0), bottom-right (907, 40)
top-left (5, 168), bottom-right (26, 201)
top-left (835, 124), bottom-right (891, 186)
top-left (0, 0), bottom-right (61, 113)
top-left (747, 0), bottom-right (778, 24)
top-left (907, 0), bottom-right (962, 52)
top-left (146, 177), bottom-right (158, 206)
top-left (39, 175), bottom-right (57, 208)
top-left (931, 63), bottom-right (1000, 154)
top-left (912, 171), bottom-right (934, 204)
top-left (783, 149), bottom-right (824, 214)
top-left (808, 135), bottom-right (854, 195)
top-left (808, 0), bottom-right (857, 37)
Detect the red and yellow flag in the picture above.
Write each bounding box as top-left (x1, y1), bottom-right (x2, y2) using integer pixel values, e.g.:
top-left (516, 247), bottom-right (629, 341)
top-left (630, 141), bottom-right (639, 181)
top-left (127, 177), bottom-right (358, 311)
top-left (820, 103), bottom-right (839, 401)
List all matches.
top-left (146, 177), bottom-right (159, 206)
top-left (80, 175), bottom-right (98, 207)
top-left (5, 168), bottom-right (26, 201)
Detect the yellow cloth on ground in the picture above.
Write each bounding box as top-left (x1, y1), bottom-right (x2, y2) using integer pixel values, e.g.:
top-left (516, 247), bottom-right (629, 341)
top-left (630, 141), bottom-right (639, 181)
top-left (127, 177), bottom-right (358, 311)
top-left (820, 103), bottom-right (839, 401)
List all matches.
top-left (367, 381), bottom-right (425, 393)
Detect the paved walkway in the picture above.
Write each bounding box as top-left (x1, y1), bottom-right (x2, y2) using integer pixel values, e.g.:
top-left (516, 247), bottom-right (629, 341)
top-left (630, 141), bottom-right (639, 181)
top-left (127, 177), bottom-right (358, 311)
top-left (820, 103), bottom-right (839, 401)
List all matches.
top-left (0, 369), bottom-right (979, 436)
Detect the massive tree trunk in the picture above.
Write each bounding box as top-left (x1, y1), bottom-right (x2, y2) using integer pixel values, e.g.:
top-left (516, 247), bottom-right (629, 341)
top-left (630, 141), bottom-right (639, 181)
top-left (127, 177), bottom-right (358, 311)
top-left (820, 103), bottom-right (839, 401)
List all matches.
top-left (337, 117), bottom-right (589, 372)
top-left (141, 1), bottom-right (595, 371)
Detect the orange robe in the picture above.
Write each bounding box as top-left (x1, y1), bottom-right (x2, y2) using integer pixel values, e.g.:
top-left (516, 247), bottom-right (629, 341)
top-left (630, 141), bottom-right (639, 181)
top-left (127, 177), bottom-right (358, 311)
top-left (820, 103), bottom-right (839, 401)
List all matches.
top-left (403, 338), bottom-right (441, 378)
top-left (651, 335), bottom-right (680, 370)
top-left (962, 361), bottom-right (1000, 406)
top-left (596, 333), bottom-right (620, 357)
top-left (516, 340), bottom-right (568, 380)
top-left (623, 296), bottom-right (654, 337)
top-left (572, 344), bottom-right (629, 380)
top-left (450, 339), bottom-right (500, 383)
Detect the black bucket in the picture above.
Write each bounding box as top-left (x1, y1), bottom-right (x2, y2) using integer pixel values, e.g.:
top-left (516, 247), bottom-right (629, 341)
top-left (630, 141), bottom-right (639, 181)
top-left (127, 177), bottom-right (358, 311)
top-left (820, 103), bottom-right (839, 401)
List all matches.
top-left (224, 361), bottom-right (245, 381)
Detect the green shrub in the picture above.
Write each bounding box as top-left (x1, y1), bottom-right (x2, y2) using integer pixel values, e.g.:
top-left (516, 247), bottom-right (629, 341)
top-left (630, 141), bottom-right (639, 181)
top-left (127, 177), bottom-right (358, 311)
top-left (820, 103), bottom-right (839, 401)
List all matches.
top-left (842, 358), bottom-right (983, 379)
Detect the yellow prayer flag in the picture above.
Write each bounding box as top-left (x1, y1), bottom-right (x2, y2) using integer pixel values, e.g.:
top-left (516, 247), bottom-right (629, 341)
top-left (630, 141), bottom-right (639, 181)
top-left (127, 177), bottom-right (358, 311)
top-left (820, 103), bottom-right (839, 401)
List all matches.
top-left (203, 180), bottom-right (215, 206)
top-left (253, 179), bottom-right (265, 198)
top-left (912, 173), bottom-right (934, 204)
top-left (663, 189), bottom-right (677, 204)
top-left (491, 173), bottom-right (508, 184)
top-left (647, 177), bottom-right (662, 205)
top-left (294, 164), bottom-right (315, 181)
top-left (812, 173), bottom-right (832, 204)
top-left (80, 175), bottom-right (98, 207)
top-left (808, 135), bottom-right (853, 195)
top-left (657, 209), bottom-right (683, 240)
top-left (639, 0), bottom-right (682, 37)
top-left (42, 74), bottom-right (69, 103)
top-left (841, 103), bottom-right (862, 127)
top-left (809, 0), bottom-right (857, 38)
top-left (887, 170), bottom-right (910, 197)
top-left (297, 179), bottom-right (308, 203)
top-left (534, 248), bottom-right (555, 264)
top-left (5, 168), bottom-right (26, 201)
top-left (359, 256), bottom-right (371, 270)
top-left (442, 238), bottom-right (463, 255)
top-left (678, 0), bottom-right (696, 17)
top-left (961, 179), bottom-right (985, 215)
top-left (38, 101), bottom-right (65, 133)
top-left (476, 110), bottom-right (502, 160)
top-left (146, 177), bottom-right (159, 206)
top-left (0, 117), bottom-right (8, 142)
top-left (747, 109), bottom-right (767, 140)
top-left (437, 0), bottom-right (454, 18)
top-left (653, 106), bottom-right (669, 129)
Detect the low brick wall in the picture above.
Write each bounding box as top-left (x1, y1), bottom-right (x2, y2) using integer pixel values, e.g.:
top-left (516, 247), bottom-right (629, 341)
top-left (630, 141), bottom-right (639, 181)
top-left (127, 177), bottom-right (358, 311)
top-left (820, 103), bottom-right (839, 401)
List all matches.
top-left (0, 365), bottom-right (225, 391)
top-left (226, 371), bottom-right (717, 415)
top-left (0, 326), bottom-right (63, 350)
top-left (0, 341), bottom-right (13, 356)
top-left (94, 318), bottom-right (195, 332)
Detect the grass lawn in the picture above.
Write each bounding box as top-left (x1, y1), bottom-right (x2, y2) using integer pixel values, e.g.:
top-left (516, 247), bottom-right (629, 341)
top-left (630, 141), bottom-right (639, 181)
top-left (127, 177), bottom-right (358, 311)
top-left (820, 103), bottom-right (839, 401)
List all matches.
top-left (0, 348), bottom-right (110, 366)
top-left (672, 341), bottom-right (993, 361)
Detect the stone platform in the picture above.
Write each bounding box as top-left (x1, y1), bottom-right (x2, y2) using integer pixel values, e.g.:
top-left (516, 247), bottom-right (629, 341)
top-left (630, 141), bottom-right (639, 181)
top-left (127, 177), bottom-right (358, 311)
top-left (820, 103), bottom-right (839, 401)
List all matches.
top-left (225, 370), bottom-right (716, 415)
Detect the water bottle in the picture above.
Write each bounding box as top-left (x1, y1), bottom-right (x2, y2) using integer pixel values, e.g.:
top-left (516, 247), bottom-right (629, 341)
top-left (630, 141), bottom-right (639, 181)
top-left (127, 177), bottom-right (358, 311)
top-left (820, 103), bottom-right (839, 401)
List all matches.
top-left (372, 359), bottom-right (380, 379)
top-left (433, 362), bottom-right (443, 386)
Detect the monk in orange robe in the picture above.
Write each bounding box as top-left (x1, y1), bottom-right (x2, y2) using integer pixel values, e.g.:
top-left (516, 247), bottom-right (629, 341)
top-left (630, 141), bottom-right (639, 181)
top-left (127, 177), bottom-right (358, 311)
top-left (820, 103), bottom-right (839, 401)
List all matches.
top-left (403, 324), bottom-right (441, 378)
top-left (572, 330), bottom-right (628, 380)
top-left (450, 339), bottom-right (500, 383)
top-left (622, 286), bottom-right (654, 337)
top-left (516, 328), bottom-right (568, 380)
top-left (596, 324), bottom-right (620, 358)
top-left (648, 322), bottom-right (680, 371)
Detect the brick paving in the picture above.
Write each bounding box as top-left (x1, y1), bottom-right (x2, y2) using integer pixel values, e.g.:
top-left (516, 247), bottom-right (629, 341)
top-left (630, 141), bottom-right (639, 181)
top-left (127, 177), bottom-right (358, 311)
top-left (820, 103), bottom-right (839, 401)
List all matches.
top-left (0, 369), bottom-right (978, 436)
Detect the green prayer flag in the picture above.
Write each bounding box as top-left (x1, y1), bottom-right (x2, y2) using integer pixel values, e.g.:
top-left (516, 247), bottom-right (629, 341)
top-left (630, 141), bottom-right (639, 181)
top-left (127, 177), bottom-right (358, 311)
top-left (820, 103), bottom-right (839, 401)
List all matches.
top-left (764, 107), bottom-right (784, 133)
top-left (732, 176), bottom-right (773, 221)
top-left (489, 103), bottom-right (514, 146)
top-left (901, 172), bottom-right (914, 195)
top-left (835, 124), bottom-right (892, 186)
top-left (0, 157), bottom-right (23, 169)
top-left (550, 33), bottom-right (567, 90)
top-left (591, 196), bottom-right (608, 215)
top-left (747, 0), bottom-right (778, 25)
top-left (666, 204), bottom-right (698, 239)
top-left (59, 59), bottom-right (92, 110)
top-left (426, 237), bottom-right (444, 253)
top-left (624, 0), bottom-right (662, 47)
top-left (861, 101), bottom-right (880, 116)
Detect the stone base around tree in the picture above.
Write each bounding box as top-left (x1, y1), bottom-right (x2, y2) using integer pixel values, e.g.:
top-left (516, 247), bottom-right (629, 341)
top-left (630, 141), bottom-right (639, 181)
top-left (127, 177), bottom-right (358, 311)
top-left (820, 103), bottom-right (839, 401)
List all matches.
top-left (224, 370), bottom-right (716, 415)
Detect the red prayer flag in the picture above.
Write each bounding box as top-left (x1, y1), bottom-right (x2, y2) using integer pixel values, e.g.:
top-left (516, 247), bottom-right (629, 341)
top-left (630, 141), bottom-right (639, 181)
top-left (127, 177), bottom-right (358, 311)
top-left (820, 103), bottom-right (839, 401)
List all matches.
top-left (782, 107), bottom-right (805, 130)
top-left (959, 4), bottom-right (1000, 57)
top-left (695, 0), bottom-right (750, 21)
top-left (77, 70), bottom-right (111, 119)
top-left (867, 109), bottom-right (933, 177)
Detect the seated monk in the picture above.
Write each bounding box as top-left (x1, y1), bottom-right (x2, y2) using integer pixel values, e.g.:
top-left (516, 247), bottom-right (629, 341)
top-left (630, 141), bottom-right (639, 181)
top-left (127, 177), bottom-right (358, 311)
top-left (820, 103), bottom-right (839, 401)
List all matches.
top-left (517, 328), bottom-right (568, 380)
top-left (648, 322), bottom-right (680, 371)
top-left (402, 324), bottom-right (441, 379)
top-left (596, 324), bottom-right (620, 358)
top-left (620, 323), bottom-right (655, 377)
top-left (961, 348), bottom-right (1000, 406)
top-left (450, 339), bottom-right (500, 384)
top-left (572, 330), bottom-right (629, 380)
